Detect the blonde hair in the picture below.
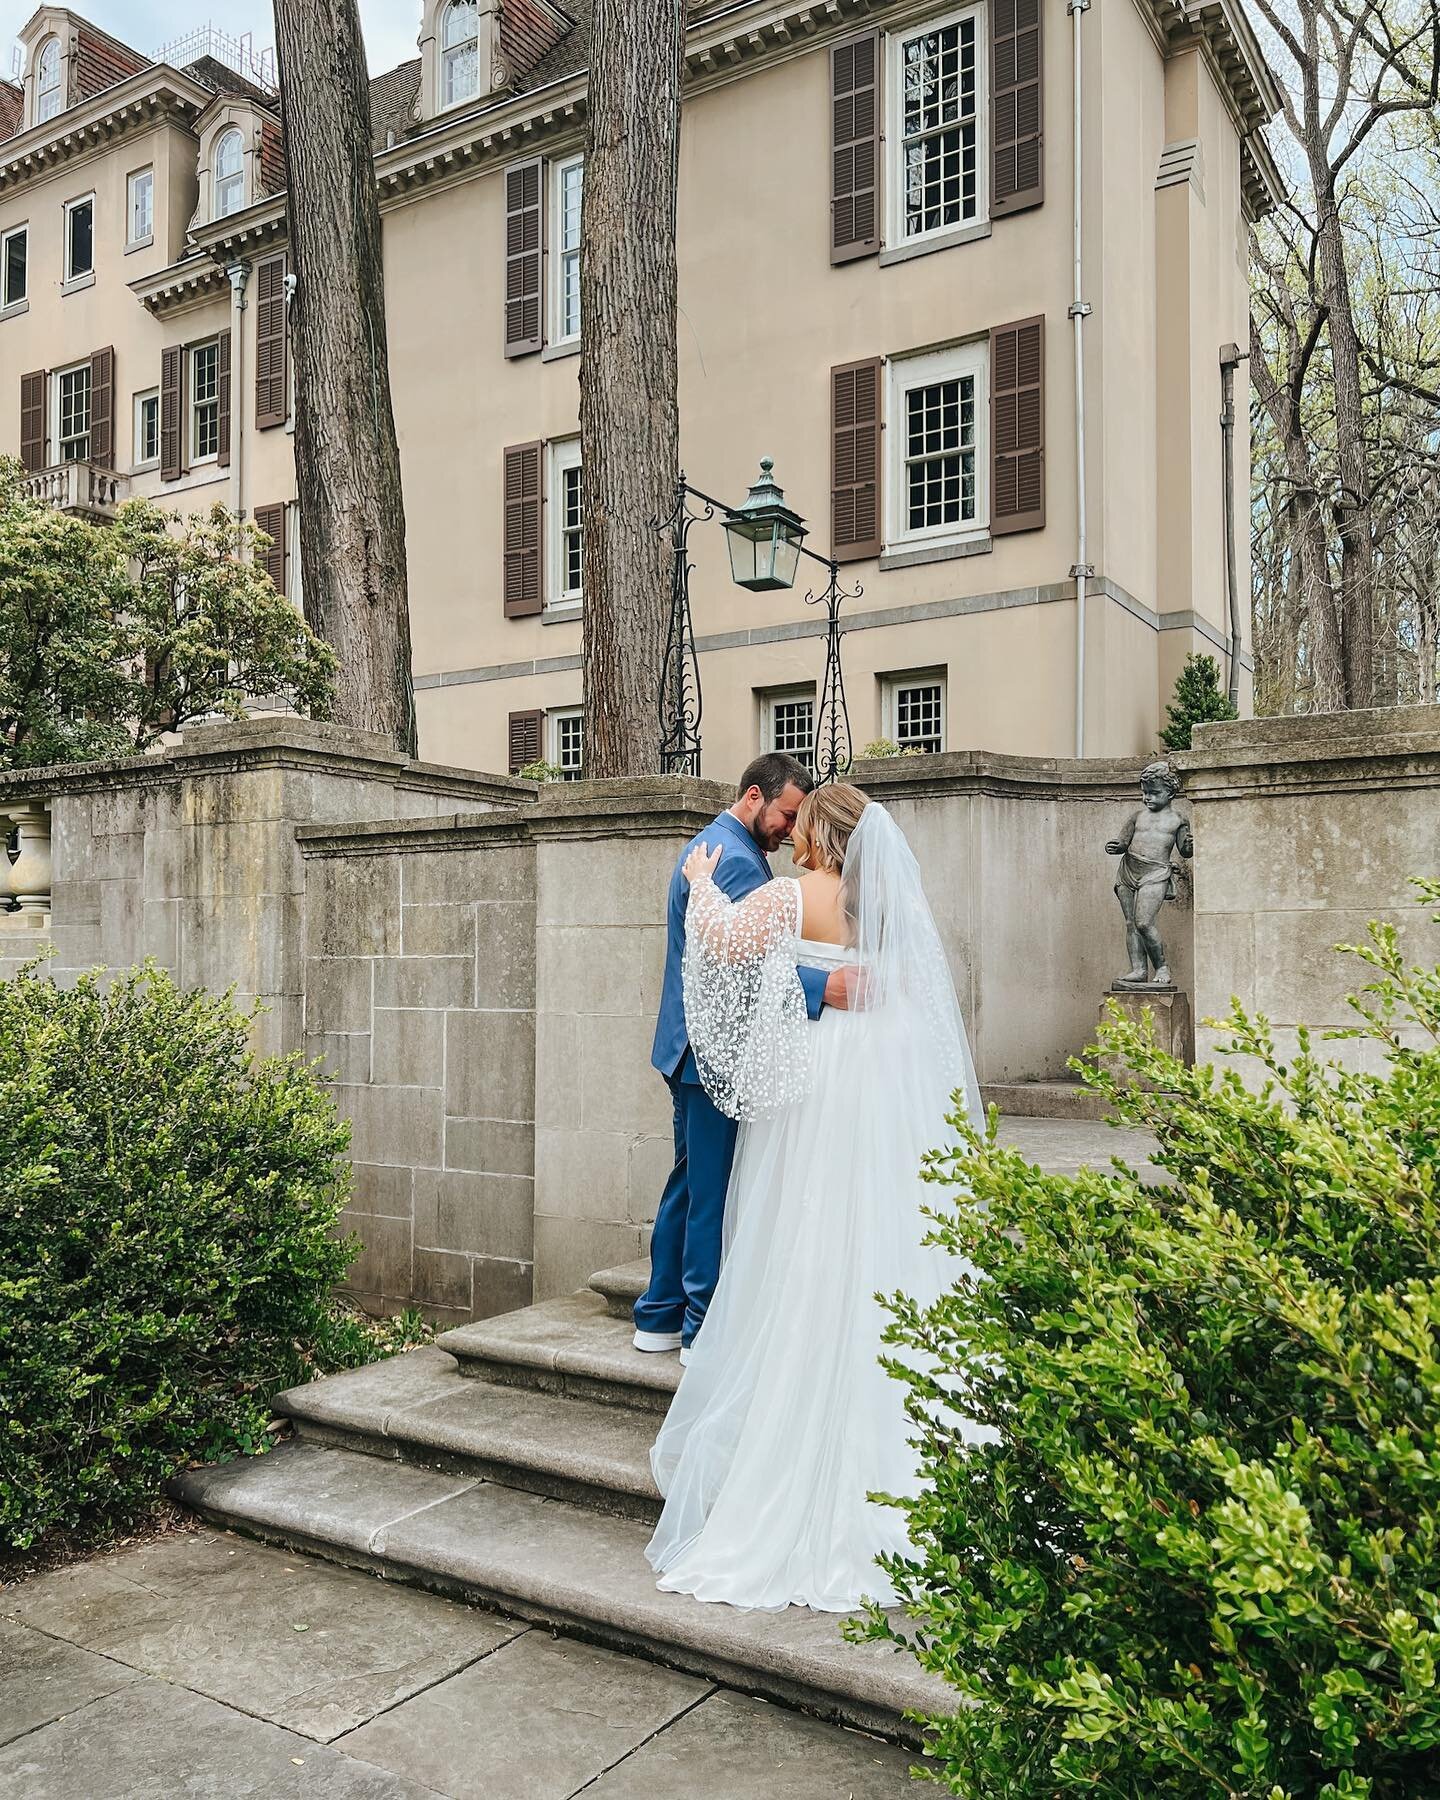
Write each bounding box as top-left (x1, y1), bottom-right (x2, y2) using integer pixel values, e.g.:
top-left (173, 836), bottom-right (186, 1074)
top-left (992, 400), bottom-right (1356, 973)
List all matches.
top-left (793, 782), bottom-right (868, 874)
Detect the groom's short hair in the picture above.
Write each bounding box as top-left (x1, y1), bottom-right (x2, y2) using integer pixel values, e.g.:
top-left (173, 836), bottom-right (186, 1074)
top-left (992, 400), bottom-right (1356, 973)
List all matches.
top-left (737, 753), bottom-right (814, 802)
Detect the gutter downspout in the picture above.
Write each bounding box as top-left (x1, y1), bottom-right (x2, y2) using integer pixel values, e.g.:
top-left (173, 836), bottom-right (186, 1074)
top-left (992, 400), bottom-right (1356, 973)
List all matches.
top-left (1068, 0), bottom-right (1093, 760)
top-left (226, 260), bottom-right (249, 524)
top-left (1218, 341), bottom-right (1245, 709)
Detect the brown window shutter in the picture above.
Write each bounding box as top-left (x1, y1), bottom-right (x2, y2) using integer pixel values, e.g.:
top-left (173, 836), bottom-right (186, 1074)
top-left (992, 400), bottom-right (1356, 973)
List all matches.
top-left (160, 343), bottom-right (184, 481)
top-left (508, 709), bottom-right (545, 774)
top-left (502, 441), bottom-right (544, 616)
top-left (20, 370), bottom-right (46, 471)
top-left (88, 346), bottom-right (115, 468)
top-left (992, 0), bottom-right (1044, 217)
top-left (831, 33), bottom-right (880, 264)
top-left (254, 252), bottom-right (288, 430)
top-left (504, 159), bottom-right (543, 356)
top-left (216, 329), bottom-right (232, 468)
top-left (253, 501), bottom-right (287, 595)
top-left (831, 358), bottom-right (882, 561)
top-left (991, 315), bottom-right (1045, 534)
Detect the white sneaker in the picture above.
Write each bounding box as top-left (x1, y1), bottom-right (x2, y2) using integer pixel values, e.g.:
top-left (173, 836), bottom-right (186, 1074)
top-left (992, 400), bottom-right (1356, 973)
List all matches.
top-left (679, 1346), bottom-right (693, 1368)
top-left (633, 1329), bottom-right (683, 1353)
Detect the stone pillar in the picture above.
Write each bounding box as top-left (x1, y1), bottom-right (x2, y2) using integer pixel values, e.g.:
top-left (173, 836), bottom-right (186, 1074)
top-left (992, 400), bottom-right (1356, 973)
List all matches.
top-left (2, 802), bottom-right (53, 927)
top-left (530, 778), bottom-right (730, 1301)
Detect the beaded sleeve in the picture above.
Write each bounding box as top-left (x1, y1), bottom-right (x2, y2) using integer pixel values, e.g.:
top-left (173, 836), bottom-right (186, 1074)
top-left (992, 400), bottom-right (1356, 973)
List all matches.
top-left (682, 875), bottom-right (812, 1122)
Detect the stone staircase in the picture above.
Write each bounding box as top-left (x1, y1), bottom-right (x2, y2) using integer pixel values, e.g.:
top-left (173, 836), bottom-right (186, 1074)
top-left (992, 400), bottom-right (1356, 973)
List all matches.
top-left (172, 1259), bottom-right (948, 1748)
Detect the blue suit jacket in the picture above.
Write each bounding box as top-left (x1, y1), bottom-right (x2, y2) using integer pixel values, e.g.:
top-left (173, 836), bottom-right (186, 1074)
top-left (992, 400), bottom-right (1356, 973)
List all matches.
top-left (651, 809), bottom-right (827, 1084)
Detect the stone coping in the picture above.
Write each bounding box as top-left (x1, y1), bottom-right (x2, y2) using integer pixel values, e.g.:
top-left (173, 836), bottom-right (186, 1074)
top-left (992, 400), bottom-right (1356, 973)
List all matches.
top-left (1180, 702), bottom-right (1440, 794)
top-left (0, 718), bottom-right (538, 807)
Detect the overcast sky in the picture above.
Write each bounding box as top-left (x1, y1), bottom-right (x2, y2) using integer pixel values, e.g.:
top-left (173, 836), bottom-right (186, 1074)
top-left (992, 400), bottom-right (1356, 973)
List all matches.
top-left (0, 2), bottom-right (422, 81)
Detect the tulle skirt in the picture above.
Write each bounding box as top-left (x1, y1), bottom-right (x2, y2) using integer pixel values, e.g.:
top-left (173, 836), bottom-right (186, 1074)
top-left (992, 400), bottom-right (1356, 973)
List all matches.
top-left (645, 999), bottom-right (977, 1611)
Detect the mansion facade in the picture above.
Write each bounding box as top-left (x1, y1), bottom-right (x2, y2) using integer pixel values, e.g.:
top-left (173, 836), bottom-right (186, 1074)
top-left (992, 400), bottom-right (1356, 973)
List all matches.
top-left (0, 0), bottom-right (1279, 777)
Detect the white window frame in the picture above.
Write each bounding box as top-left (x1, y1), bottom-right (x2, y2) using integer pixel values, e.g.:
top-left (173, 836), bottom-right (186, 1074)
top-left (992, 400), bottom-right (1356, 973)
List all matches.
top-left (133, 389), bottom-right (160, 469)
top-left (886, 4), bottom-right (988, 251)
top-left (759, 685), bottom-right (818, 772)
top-left (127, 166), bottom-right (154, 247)
top-left (35, 38), bottom-right (61, 124)
top-left (882, 670), bottom-right (948, 754)
top-left (53, 361), bottom-right (92, 464)
top-left (549, 707), bottom-right (584, 780)
top-left (190, 339), bottom-right (221, 465)
top-left (63, 193), bottom-right (95, 284)
top-left (213, 129), bottom-right (246, 219)
top-left (440, 0), bottom-right (481, 109)
top-left (548, 152), bottom-right (584, 346)
top-left (885, 340), bottom-right (988, 550)
top-left (1, 223), bottom-right (27, 310)
top-left (547, 436), bottom-right (584, 610)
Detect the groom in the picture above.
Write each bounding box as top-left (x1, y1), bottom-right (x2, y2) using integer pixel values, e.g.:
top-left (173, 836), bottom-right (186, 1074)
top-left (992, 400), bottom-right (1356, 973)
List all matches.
top-left (635, 752), bottom-right (856, 1363)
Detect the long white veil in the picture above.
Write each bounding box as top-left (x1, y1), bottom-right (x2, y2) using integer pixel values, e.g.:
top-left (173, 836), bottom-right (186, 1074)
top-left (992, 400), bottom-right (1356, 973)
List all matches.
top-left (841, 800), bottom-right (983, 1129)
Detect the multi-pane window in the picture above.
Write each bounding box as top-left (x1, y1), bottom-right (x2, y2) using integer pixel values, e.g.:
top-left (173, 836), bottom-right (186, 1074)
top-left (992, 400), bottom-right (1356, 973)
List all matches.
top-left (763, 688), bottom-right (816, 771)
top-left (886, 674), bottom-right (946, 753)
top-left (191, 341), bottom-right (220, 461)
top-left (549, 438), bottom-right (583, 606)
top-left (894, 10), bottom-right (981, 241)
top-left (214, 130), bottom-right (245, 218)
top-left (1, 226), bottom-right (26, 307)
top-left (128, 167), bottom-right (153, 244)
top-left (442, 0), bottom-right (480, 106)
top-left (551, 154), bottom-right (583, 343)
top-left (57, 365), bottom-right (91, 462)
top-left (134, 390), bottom-right (159, 466)
top-left (886, 342), bottom-right (987, 545)
top-left (64, 196), bottom-right (93, 281)
top-left (36, 38), bottom-right (61, 124)
top-left (551, 709), bottom-right (584, 779)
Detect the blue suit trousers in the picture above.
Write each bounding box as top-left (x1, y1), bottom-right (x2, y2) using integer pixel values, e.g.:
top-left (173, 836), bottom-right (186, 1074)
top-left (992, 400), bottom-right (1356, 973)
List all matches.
top-left (633, 1055), bottom-right (738, 1346)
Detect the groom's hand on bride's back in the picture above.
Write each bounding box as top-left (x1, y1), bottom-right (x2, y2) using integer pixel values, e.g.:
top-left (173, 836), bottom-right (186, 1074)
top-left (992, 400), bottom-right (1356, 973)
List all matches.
top-left (823, 965), bottom-right (871, 1010)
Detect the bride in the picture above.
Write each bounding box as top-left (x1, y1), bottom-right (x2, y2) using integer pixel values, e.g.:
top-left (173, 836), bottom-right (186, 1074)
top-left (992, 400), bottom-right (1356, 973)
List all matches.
top-left (645, 782), bottom-right (986, 1612)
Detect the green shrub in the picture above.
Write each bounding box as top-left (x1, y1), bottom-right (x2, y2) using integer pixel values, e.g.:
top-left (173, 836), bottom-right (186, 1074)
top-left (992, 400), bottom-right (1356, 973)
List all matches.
top-left (518, 758), bottom-right (567, 783)
top-left (0, 962), bottom-right (364, 1553)
top-left (857, 739), bottom-right (928, 760)
top-left (1160, 651), bottom-right (1239, 751)
top-left (856, 881), bottom-right (1440, 1798)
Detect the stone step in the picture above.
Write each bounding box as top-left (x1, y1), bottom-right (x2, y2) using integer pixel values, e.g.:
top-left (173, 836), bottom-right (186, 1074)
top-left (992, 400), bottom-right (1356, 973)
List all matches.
top-left (588, 1258), bottom-right (649, 1321)
top-left (436, 1290), bottom-right (681, 1413)
top-left (981, 1079), bottom-right (1110, 1122)
top-left (275, 1345), bottom-right (663, 1522)
top-left (171, 1441), bottom-right (949, 1748)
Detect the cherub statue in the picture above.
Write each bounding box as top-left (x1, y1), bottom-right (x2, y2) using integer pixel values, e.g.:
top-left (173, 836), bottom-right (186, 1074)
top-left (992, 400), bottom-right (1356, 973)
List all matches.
top-left (1105, 761), bottom-right (1193, 987)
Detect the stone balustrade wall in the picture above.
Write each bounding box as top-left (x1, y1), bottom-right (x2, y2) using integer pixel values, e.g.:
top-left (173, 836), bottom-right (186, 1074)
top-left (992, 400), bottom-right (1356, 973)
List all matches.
top-left (1178, 704), bottom-right (1440, 1072)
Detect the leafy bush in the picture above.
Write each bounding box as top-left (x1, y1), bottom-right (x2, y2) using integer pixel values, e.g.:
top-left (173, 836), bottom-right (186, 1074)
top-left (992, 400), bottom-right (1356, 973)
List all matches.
top-left (857, 739), bottom-right (928, 760)
top-left (1160, 651), bottom-right (1239, 751)
top-left (0, 963), bottom-right (366, 1553)
top-left (519, 758), bottom-right (568, 783)
top-left (0, 463), bottom-right (334, 769)
top-left (857, 881), bottom-right (1440, 1798)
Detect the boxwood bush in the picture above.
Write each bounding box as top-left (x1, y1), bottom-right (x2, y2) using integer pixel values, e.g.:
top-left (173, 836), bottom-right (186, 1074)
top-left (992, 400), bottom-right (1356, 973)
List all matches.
top-left (0, 962), bottom-right (370, 1554)
top-left (858, 883), bottom-right (1440, 1798)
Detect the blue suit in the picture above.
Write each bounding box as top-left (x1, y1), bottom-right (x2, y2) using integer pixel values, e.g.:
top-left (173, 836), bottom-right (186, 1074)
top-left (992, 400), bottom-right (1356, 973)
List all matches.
top-left (637, 810), bottom-right (827, 1345)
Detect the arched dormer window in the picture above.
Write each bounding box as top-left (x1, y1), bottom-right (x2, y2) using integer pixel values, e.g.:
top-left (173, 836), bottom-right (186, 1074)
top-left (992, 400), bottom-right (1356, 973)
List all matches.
top-left (214, 128), bottom-right (245, 218)
top-left (441, 0), bottom-right (479, 107)
top-left (35, 38), bottom-right (61, 123)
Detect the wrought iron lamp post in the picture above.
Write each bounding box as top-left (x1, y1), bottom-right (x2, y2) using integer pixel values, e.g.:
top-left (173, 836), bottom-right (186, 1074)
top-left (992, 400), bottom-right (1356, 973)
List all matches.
top-left (656, 458), bottom-right (861, 782)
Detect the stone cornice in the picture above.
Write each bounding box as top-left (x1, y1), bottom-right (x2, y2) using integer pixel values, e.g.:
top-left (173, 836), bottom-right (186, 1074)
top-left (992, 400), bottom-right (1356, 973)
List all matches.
top-left (127, 253), bottom-right (229, 318)
top-left (0, 64), bottom-right (212, 194)
top-left (1177, 704), bottom-right (1440, 799)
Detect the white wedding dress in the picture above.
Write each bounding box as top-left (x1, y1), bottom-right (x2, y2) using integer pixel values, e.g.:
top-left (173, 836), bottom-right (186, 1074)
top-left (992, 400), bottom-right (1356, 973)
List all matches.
top-left (645, 803), bottom-right (986, 1612)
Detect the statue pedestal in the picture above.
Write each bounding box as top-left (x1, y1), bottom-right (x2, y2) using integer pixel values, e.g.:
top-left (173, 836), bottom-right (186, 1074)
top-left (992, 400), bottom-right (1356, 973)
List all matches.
top-left (1100, 983), bottom-right (1193, 1065)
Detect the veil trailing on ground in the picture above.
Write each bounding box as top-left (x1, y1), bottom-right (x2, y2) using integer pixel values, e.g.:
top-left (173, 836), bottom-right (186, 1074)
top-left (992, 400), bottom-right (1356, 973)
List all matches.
top-left (840, 800), bottom-right (983, 1129)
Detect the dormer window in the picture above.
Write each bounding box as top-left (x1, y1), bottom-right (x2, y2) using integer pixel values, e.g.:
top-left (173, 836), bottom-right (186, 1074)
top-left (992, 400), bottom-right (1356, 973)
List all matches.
top-left (35, 37), bottom-right (61, 123)
top-left (214, 128), bottom-right (245, 218)
top-left (441, 1), bottom-right (480, 107)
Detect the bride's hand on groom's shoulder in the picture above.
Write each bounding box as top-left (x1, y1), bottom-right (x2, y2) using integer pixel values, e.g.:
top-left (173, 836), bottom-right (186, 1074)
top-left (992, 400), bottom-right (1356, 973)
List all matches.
top-left (683, 842), bottom-right (723, 884)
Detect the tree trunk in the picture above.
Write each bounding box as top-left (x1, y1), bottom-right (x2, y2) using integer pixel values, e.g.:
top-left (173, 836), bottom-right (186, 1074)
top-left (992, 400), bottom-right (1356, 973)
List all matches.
top-left (273, 0), bottom-right (416, 754)
top-left (1309, 172), bottom-right (1375, 710)
top-left (579, 0), bottom-right (683, 778)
